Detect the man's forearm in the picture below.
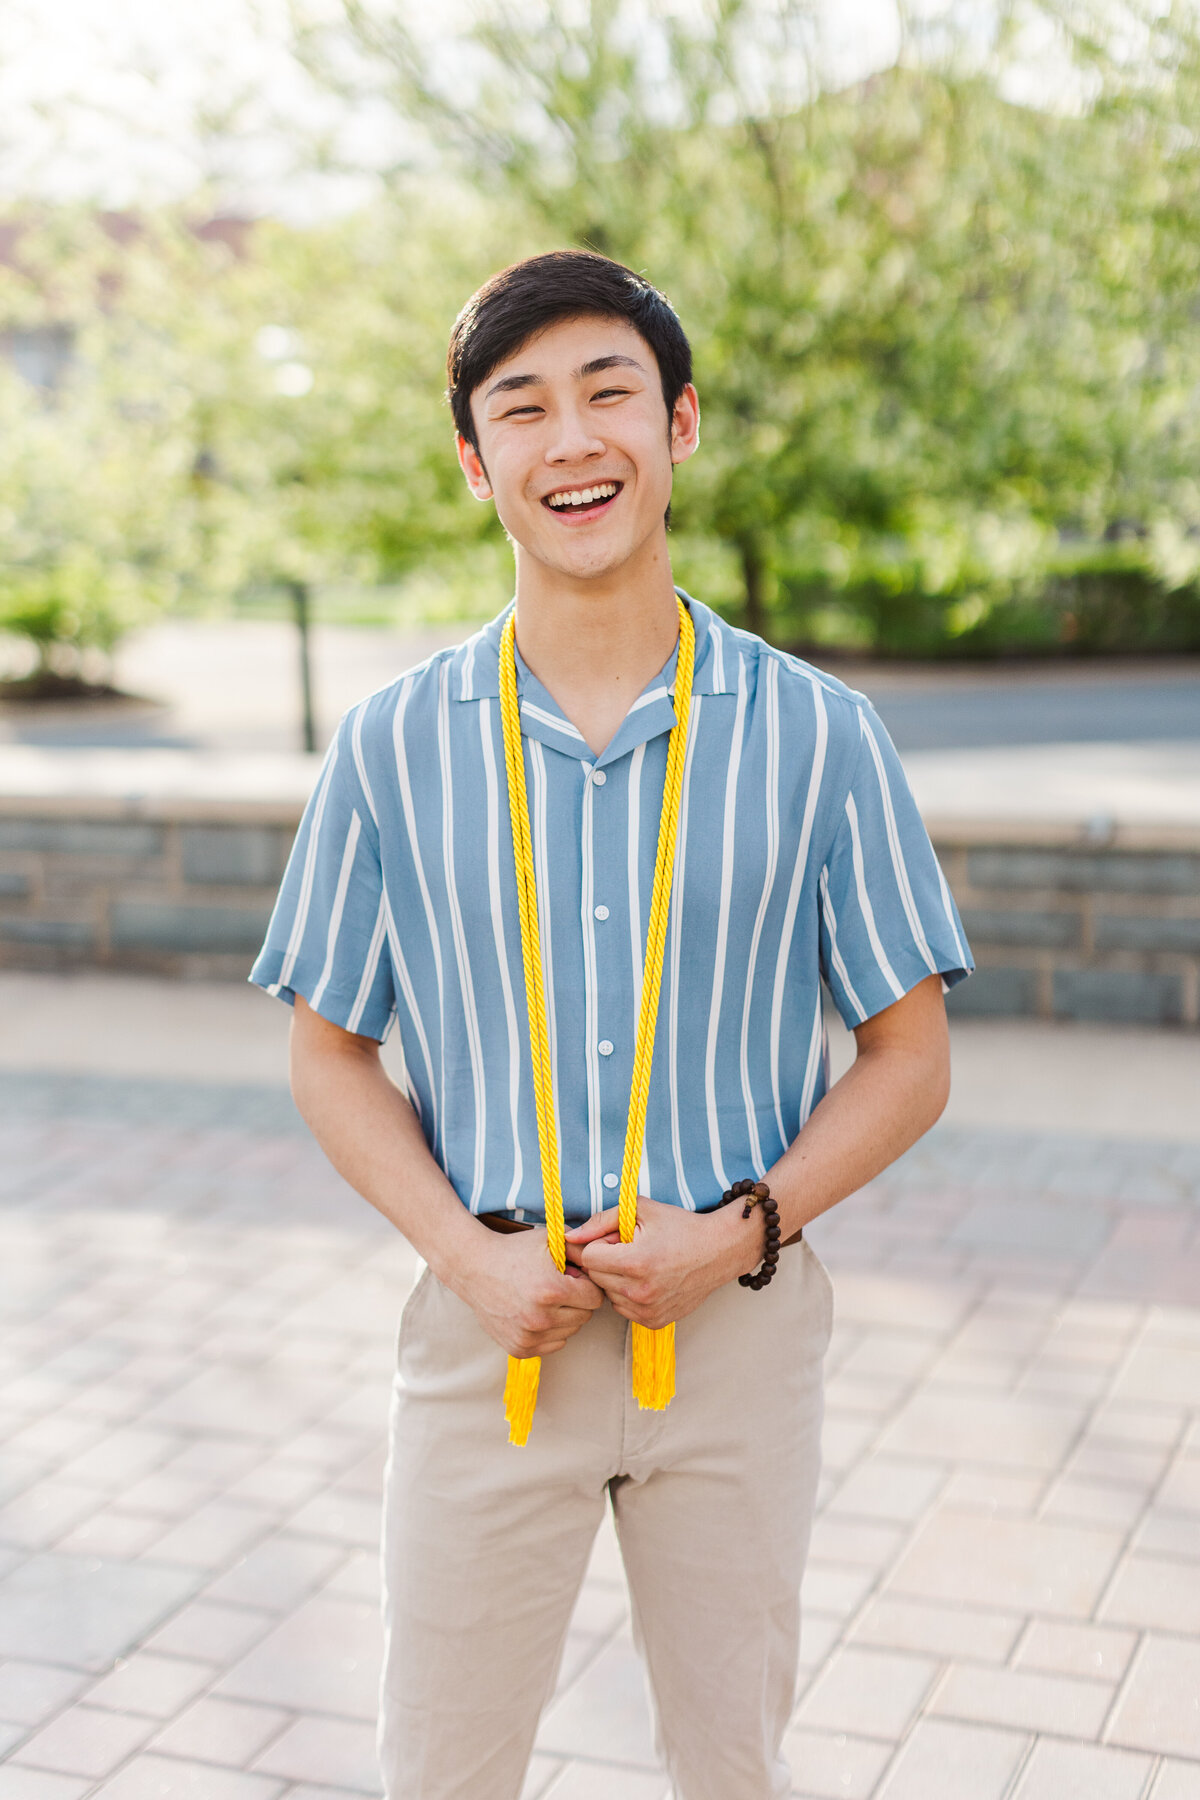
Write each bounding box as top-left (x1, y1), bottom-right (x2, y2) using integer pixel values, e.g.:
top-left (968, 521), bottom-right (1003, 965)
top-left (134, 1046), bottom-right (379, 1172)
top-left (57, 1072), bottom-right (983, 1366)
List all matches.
top-left (765, 983), bottom-right (950, 1241)
top-left (288, 1012), bottom-right (491, 1292)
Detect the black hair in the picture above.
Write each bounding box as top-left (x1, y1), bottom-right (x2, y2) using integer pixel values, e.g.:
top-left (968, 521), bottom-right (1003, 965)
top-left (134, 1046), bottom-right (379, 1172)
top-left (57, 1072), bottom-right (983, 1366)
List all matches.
top-left (447, 250), bottom-right (692, 450)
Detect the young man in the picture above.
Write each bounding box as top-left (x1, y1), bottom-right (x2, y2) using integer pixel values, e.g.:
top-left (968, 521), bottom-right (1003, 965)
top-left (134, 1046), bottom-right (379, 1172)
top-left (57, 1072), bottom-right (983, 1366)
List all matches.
top-left (251, 250), bottom-right (972, 1800)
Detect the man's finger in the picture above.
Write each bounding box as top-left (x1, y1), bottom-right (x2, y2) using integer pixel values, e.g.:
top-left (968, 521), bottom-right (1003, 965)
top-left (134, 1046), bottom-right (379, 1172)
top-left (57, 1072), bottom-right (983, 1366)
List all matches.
top-left (581, 1268), bottom-right (637, 1305)
top-left (564, 1207), bottom-right (621, 1244)
top-left (579, 1238), bottom-right (640, 1278)
top-left (545, 1279), bottom-right (604, 1314)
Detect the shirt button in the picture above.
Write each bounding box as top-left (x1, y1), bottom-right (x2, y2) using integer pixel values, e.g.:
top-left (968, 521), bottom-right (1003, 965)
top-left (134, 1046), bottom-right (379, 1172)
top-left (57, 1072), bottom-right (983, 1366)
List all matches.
top-left (598, 1039), bottom-right (614, 1057)
top-left (592, 769), bottom-right (607, 786)
top-left (603, 1173), bottom-right (619, 1190)
top-left (594, 904), bottom-right (609, 921)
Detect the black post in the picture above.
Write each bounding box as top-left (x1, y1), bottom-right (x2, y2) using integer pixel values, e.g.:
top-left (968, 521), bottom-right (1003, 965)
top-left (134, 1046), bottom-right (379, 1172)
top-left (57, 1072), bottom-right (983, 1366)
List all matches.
top-left (289, 579), bottom-right (317, 753)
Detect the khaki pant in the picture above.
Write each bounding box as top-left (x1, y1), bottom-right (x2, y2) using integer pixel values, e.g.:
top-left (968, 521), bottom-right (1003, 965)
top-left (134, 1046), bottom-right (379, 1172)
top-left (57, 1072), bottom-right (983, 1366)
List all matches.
top-left (379, 1237), bottom-right (833, 1800)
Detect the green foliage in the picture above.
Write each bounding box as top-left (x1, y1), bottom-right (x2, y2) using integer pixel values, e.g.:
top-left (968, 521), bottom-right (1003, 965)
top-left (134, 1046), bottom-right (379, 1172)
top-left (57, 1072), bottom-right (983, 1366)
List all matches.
top-left (306, 0), bottom-right (1200, 653)
top-left (6, 4), bottom-right (1200, 666)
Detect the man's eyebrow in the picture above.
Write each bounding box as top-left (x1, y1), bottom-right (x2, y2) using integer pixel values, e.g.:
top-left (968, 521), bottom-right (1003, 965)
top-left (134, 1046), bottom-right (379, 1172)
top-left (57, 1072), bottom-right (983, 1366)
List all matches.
top-left (483, 372), bottom-right (545, 403)
top-left (483, 353), bottom-right (647, 405)
top-left (578, 354), bottom-right (646, 378)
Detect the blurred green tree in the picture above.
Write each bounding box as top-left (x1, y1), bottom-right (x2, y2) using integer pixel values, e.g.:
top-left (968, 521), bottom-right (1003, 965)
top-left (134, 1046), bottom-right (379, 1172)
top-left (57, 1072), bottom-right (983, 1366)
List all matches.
top-left (0, 215), bottom-right (191, 691)
top-left (296, 0), bottom-right (1200, 652)
top-left (0, 196), bottom-right (517, 692)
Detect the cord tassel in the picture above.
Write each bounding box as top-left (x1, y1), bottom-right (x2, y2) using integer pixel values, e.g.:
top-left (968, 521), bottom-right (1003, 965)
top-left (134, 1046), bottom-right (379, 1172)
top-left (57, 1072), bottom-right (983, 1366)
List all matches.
top-left (499, 600), bottom-right (694, 1442)
top-left (504, 1355), bottom-right (541, 1447)
top-left (631, 1321), bottom-right (676, 1410)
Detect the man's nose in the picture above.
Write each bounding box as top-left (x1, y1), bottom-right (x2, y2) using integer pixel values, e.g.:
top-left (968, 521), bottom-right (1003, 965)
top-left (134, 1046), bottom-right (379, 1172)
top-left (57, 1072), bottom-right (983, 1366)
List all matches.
top-left (545, 407), bottom-right (606, 465)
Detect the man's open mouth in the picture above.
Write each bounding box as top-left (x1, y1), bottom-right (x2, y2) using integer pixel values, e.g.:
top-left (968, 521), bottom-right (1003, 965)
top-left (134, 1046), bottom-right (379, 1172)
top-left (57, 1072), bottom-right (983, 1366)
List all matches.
top-left (541, 481), bottom-right (622, 519)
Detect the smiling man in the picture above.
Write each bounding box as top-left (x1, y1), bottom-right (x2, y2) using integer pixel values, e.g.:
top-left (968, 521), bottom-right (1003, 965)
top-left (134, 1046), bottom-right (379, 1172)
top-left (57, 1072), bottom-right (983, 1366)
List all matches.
top-left (251, 251), bottom-right (972, 1800)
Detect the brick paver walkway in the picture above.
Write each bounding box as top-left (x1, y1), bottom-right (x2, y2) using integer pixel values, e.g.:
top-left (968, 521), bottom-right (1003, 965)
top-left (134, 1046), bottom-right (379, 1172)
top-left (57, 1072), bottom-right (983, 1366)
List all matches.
top-left (2, 1072), bottom-right (1199, 1800)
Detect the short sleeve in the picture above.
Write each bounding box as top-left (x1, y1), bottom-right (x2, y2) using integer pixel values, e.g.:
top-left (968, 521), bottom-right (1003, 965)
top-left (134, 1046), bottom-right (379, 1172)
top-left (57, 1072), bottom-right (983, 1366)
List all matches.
top-left (819, 704), bottom-right (973, 1027)
top-left (249, 714), bottom-right (396, 1040)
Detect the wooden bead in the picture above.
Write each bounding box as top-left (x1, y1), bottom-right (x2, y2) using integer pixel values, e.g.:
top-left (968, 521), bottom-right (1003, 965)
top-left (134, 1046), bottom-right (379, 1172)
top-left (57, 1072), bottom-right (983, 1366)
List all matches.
top-left (726, 1176), bottom-right (782, 1291)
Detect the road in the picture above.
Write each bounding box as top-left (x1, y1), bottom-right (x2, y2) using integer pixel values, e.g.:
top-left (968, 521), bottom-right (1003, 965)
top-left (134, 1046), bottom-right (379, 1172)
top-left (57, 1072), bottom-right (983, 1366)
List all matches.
top-left (2, 620), bottom-right (1197, 755)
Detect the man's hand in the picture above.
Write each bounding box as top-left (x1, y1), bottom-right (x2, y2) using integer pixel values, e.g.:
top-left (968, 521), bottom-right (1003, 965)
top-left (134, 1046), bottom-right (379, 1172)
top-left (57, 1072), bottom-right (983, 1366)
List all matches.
top-left (457, 1226), bottom-right (605, 1359)
top-left (564, 1196), bottom-right (756, 1330)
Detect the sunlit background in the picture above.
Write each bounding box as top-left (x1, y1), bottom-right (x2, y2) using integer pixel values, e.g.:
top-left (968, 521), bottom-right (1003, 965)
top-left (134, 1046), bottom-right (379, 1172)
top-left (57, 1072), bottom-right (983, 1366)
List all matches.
top-left (4, 0), bottom-right (1199, 694)
top-left (2, 10), bottom-right (1200, 1800)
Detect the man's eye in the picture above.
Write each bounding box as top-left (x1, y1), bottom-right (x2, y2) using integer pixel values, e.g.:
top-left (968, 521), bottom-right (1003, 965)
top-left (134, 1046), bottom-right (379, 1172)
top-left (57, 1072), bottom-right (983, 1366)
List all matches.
top-left (592, 388), bottom-right (630, 401)
top-left (500, 405), bottom-right (543, 419)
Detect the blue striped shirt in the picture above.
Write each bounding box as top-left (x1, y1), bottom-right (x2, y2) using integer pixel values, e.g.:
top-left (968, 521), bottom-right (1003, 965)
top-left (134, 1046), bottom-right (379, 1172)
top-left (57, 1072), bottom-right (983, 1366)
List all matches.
top-left (250, 595), bottom-right (972, 1223)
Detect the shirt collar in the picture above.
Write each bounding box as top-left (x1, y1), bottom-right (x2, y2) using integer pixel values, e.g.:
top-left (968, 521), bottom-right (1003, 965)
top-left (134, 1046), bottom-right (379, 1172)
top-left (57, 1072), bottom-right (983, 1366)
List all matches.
top-left (452, 590), bottom-right (737, 765)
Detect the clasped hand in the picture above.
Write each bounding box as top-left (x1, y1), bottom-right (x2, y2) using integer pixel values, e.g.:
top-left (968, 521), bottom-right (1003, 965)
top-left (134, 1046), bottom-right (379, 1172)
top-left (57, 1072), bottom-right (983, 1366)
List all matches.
top-left (467, 1196), bottom-right (752, 1358)
top-left (564, 1195), bottom-right (748, 1332)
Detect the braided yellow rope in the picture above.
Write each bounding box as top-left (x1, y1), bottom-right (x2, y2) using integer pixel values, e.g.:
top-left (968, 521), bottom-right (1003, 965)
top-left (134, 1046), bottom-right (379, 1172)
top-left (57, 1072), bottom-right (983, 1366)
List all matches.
top-left (498, 599), bottom-right (695, 1443)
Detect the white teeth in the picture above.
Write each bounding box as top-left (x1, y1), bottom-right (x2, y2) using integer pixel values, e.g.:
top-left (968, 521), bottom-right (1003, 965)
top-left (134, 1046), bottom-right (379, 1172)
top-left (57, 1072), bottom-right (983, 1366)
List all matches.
top-left (547, 482), bottom-right (617, 509)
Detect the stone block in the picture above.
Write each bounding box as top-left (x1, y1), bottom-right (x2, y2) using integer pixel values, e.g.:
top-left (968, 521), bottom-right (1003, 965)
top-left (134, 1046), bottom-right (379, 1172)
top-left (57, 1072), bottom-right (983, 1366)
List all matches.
top-left (1011, 1739), bottom-right (1152, 1800)
top-left (849, 1596), bottom-right (1022, 1663)
top-left (782, 1726), bottom-right (892, 1799)
top-left (1094, 913), bottom-right (1200, 954)
top-left (878, 1391), bottom-right (1087, 1473)
top-left (0, 820), bottom-right (163, 858)
top-left (13, 1704), bottom-right (154, 1779)
top-left (1013, 1618), bottom-right (1136, 1682)
top-left (0, 871), bottom-right (30, 898)
top-left (886, 1507), bottom-right (1123, 1616)
top-left (110, 901), bottom-right (273, 954)
top-left (967, 847), bottom-right (1200, 895)
top-left (945, 967), bottom-right (1038, 1017)
top-left (1106, 1633), bottom-right (1200, 1757)
top-left (144, 1499), bottom-right (274, 1570)
top-left (0, 917), bottom-right (93, 948)
top-left (216, 1593), bottom-right (381, 1721)
top-left (81, 1754), bottom-right (285, 1799)
top-left (0, 1552), bottom-right (201, 1671)
top-left (146, 1599), bottom-right (275, 1665)
top-left (253, 1717), bottom-right (381, 1792)
top-left (1155, 1762), bottom-right (1200, 1800)
top-left (796, 1645), bottom-right (938, 1739)
top-left (958, 906), bottom-right (1080, 949)
top-left (1053, 969), bottom-right (1183, 1025)
top-left (930, 1662), bottom-right (1113, 1738)
top-left (0, 1662), bottom-right (90, 1728)
top-left (534, 1637), bottom-right (658, 1770)
top-left (181, 826), bottom-right (292, 888)
top-left (79, 1653), bottom-right (211, 1720)
top-left (949, 1197), bottom-right (1111, 1259)
top-left (875, 1717), bottom-right (1028, 1800)
top-left (1101, 1555), bottom-right (1200, 1633)
top-left (150, 1696), bottom-right (290, 1768)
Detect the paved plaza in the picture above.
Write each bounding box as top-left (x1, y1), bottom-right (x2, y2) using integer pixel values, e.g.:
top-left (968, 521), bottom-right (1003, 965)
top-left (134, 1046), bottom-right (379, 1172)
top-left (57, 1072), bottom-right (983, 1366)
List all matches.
top-left (1, 989), bottom-right (1199, 1799)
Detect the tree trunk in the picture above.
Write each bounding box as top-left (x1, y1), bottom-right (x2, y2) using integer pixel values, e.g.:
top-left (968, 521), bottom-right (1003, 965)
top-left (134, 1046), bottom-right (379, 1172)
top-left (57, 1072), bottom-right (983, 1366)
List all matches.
top-left (289, 578), bottom-right (318, 753)
top-left (739, 539), bottom-right (766, 640)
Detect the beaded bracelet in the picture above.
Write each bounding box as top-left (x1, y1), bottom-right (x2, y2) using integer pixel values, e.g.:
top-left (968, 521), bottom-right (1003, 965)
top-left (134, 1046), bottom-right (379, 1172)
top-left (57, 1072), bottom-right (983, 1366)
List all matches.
top-left (718, 1178), bottom-right (786, 1290)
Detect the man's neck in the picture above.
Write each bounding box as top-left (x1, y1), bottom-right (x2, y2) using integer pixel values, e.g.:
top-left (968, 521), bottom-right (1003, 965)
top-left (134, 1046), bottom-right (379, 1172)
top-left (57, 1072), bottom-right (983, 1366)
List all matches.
top-left (511, 536), bottom-right (682, 758)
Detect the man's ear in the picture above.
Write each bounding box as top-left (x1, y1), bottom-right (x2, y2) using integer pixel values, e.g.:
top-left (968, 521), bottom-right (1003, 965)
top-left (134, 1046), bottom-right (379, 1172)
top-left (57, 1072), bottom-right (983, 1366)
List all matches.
top-left (670, 383), bottom-right (701, 466)
top-left (456, 432), bottom-right (493, 501)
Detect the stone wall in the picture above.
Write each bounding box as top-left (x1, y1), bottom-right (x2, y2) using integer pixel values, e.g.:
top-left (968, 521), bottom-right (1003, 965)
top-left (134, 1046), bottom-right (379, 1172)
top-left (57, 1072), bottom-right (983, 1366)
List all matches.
top-left (940, 836), bottom-right (1200, 1027)
top-left (1, 795), bottom-right (1197, 1024)
top-left (0, 803), bottom-right (293, 981)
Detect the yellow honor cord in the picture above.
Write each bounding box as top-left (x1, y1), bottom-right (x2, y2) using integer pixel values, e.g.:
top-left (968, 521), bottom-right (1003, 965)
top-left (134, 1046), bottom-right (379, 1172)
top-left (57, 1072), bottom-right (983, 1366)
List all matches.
top-left (498, 598), bottom-right (695, 1443)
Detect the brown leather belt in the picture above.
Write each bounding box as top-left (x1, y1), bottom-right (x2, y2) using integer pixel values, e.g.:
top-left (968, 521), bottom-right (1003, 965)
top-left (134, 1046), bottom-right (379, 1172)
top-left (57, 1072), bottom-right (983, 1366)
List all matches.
top-left (478, 1213), bottom-right (804, 1246)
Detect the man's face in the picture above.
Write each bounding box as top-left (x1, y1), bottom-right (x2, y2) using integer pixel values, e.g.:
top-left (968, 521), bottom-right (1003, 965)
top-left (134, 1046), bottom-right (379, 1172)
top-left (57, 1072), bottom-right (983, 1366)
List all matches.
top-left (456, 314), bottom-right (699, 585)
